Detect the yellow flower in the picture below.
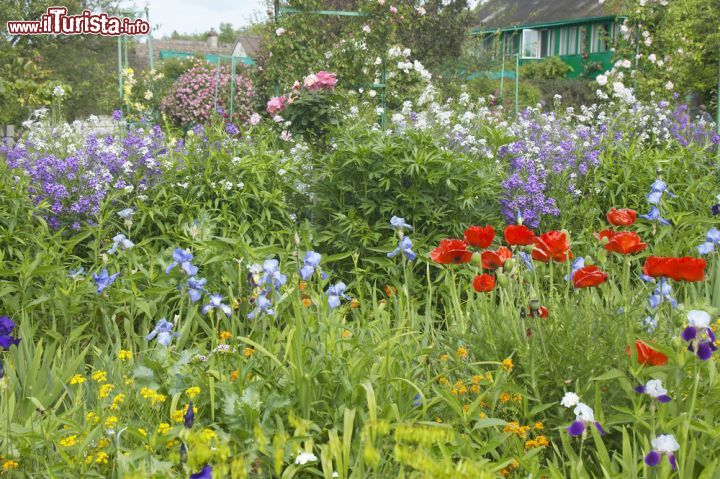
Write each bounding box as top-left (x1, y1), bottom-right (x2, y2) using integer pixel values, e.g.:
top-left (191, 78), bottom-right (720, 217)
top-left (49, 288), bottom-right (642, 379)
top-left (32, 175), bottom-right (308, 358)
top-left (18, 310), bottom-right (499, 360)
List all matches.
top-left (456, 346), bottom-right (469, 359)
top-left (86, 412), bottom-right (100, 425)
top-left (470, 384), bottom-right (480, 394)
top-left (499, 392), bottom-right (512, 404)
top-left (97, 438), bottom-right (110, 449)
top-left (59, 435), bottom-right (77, 447)
top-left (462, 404), bottom-right (470, 413)
top-left (104, 416), bottom-right (118, 430)
top-left (341, 329), bottom-right (352, 338)
top-left (350, 298), bottom-right (360, 309)
top-left (478, 411), bottom-right (487, 419)
top-left (243, 347), bottom-right (255, 358)
top-left (2, 460), bottom-right (19, 471)
top-left (200, 428), bottom-right (216, 441)
top-left (69, 374), bottom-right (86, 385)
top-left (229, 370), bottom-right (239, 382)
top-left (137, 428), bottom-right (147, 437)
top-left (157, 423), bottom-right (171, 434)
top-left (434, 416), bottom-right (443, 423)
top-left (95, 452), bottom-right (109, 465)
top-left (90, 370), bottom-right (107, 383)
top-left (439, 354), bottom-right (449, 362)
top-left (501, 358), bottom-right (514, 372)
top-left (534, 421), bottom-right (544, 430)
top-left (110, 393), bottom-right (125, 410)
top-left (219, 330), bottom-right (232, 341)
top-left (124, 376), bottom-right (134, 386)
top-left (302, 298), bottom-right (312, 307)
top-left (165, 439), bottom-right (179, 448)
top-left (185, 386), bottom-right (201, 399)
top-left (117, 350), bottom-right (133, 361)
top-left (438, 376), bottom-right (449, 385)
top-left (85, 455), bottom-right (94, 465)
top-left (99, 383), bottom-right (115, 399)
top-left (171, 409), bottom-right (185, 423)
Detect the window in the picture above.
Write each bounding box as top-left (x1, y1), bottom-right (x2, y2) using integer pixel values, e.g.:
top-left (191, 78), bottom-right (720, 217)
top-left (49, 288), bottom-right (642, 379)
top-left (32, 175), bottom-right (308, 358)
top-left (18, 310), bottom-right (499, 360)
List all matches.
top-left (503, 32), bottom-right (517, 55)
top-left (521, 29), bottom-right (541, 59)
top-left (591, 24), bottom-right (608, 53)
top-left (578, 26), bottom-right (587, 55)
top-left (547, 29), bottom-right (556, 56)
top-left (559, 27), bottom-right (579, 55)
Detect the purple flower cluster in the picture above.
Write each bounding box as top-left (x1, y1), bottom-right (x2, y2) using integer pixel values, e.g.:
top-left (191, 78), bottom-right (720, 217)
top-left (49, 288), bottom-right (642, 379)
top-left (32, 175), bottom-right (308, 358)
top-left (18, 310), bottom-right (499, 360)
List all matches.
top-left (1, 126), bottom-right (168, 229)
top-left (499, 109), bottom-right (604, 228)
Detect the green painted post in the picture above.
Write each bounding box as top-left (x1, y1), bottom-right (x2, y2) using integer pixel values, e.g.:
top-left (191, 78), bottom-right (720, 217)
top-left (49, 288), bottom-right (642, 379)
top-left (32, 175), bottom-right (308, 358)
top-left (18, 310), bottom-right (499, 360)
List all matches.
top-left (515, 53), bottom-right (519, 118)
top-left (123, 35), bottom-right (129, 69)
top-left (499, 53), bottom-right (505, 99)
top-left (117, 36), bottom-right (123, 105)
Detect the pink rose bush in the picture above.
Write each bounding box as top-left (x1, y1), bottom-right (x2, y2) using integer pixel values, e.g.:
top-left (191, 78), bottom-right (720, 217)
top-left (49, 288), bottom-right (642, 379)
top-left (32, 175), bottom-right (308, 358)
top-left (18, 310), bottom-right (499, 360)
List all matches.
top-left (161, 62), bottom-right (257, 127)
top-left (265, 70), bottom-right (338, 116)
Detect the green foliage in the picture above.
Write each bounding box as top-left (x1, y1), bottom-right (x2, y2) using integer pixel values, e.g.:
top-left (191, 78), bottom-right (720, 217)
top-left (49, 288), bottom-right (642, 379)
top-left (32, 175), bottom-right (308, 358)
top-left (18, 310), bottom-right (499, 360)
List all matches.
top-left (520, 57), bottom-right (573, 80)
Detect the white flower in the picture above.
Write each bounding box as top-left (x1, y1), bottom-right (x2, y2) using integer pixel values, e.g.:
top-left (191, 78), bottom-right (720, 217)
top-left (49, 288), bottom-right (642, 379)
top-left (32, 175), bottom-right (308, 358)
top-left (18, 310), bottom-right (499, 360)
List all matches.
top-left (652, 434), bottom-right (680, 454)
top-left (596, 74), bottom-right (608, 86)
top-left (665, 81), bottom-right (674, 90)
top-left (53, 85), bottom-right (65, 97)
top-left (561, 392), bottom-right (580, 408)
top-left (648, 53), bottom-right (657, 63)
top-left (295, 451), bottom-right (318, 465)
top-left (144, 90), bottom-right (153, 100)
top-left (417, 6), bottom-right (426, 15)
top-left (362, 24), bottom-right (371, 33)
top-left (687, 310), bottom-right (711, 329)
top-left (573, 403), bottom-right (595, 422)
top-left (643, 379), bottom-right (668, 398)
top-left (275, 27), bottom-right (285, 36)
top-left (621, 59), bottom-right (631, 69)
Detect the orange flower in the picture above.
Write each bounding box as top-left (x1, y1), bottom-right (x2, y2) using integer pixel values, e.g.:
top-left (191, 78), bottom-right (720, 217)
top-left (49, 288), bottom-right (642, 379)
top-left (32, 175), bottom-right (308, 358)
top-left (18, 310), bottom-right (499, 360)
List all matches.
top-left (643, 256), bottom-right (706, 282)
top-left (531, 231), bottom-right (573, 263)
top-left (383, 285), bottom-right (397, 297)
top-left (607, 208), bottom-right (637, 226)
top-left (430, 239), bottom-right (473, 264)
top-left (472, 274), bottom-right (495, 292)
top-left (572, 265), bottom-right (608, 288)
top-left (504, 225), bottom-right (535, 246)
top-left (464, 225), bottom-right (495, 248)
top-left (626, 340), bottom-right (668, 366)
top-left (604, 231), bottom-right (647, 255)
top-left (481, 247), bottom-right (512, 270)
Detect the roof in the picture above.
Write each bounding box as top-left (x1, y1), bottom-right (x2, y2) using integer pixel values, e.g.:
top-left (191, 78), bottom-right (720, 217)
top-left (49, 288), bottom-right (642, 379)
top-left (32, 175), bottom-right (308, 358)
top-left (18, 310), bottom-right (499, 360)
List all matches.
top-left (232, 35), bottom-right (261, 58)
top-left (473, 0), bottom-right (618, 32)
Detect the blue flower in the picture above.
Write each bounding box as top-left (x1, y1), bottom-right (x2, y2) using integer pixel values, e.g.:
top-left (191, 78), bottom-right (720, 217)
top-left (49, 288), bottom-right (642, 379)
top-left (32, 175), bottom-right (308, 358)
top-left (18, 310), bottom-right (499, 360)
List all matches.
top-left (67, 267), bottom-right (85, 280)
top-left (643, 315), bottom-right (658, 334)
top-left (248, 294), bottom-right (275, 319)
top-left (326, 282), bottom-right (351, 308)
top-left (166, 248), bottom-right (198, 276)
top-left (682, 310), bottom-right (717, 361)
top-left (647, 179), bottom-right (675, 205)
top-left (390, 216), bottom-right (413, 231)
top-left (92, 269), bottom-right (119, 293)
top-left (261, 259), bottom-right (287, 291)
top-left (300, 251), bottom-right (322, 280)
top-left (202, 293), bottom-right (232, 317)
top-left (0, 316), bottom-right (20, 349)
top-left (225, 122), bottom-right (239, 135)
top-left (117, 208), bottom-right (135, 219)
top-left (639, 206), bottom-right (670, 225)
top-left (648, 278), bottom-right (677, 309)
top-left (634, 379), bottom-right (671, 403)
top-left (412, 393), bottom-right (422, 407)
top-left (387, 236), bottom-right (416, 261)
top-left (145, 318), bottom-right (176, 347)
top-left (184, 401), bottom-right (195, 428)
top-left (190, 465), bottom-right (212, 479)
top-left (698, 227), bottom-right (720, 255)
top-left (187, 277), bottom-right (208, 303)
top-left (698, 242), bottom-right (715, 255)
top-left (108, 233), bottom-right (134, 254)
top-left (518, 252), bottom-right (534, 272)
top-left (565, 257), bottom-right (585, 281)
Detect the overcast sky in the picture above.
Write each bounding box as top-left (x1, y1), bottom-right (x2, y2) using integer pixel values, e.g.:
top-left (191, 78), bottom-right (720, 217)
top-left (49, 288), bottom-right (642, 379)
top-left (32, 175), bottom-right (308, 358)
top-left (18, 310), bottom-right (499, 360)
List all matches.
top-left (138, 0), bottom-right (268, 38)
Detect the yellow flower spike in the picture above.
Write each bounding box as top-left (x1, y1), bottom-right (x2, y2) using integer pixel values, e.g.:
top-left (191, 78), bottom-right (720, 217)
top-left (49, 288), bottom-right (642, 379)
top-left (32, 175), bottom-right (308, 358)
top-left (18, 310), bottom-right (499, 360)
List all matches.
top-left (534, 421), bottom-right (544, 430)
top-left (2, 460), bottom-right (19, 471)
top-left (200, 428), bottom-right (216, 442)
top-left (341, 329), bottom-right (352, 338)
top-left (110, 393), bottom-right (125, 410)
top-left (501, 358), bottom-right (514, 371)
top-left (137, 428), bottom-right (147, 438)
top-left (59, 435), bottom-right (77, 447)
top-left (243, 347), bottom-right (255, 358)
top-left (439, 353), bottom-right (449, 362)
top-left (85, 412), bottom-right (100, 425)
top-left (171, 409), bottom-right (185, 423)
top-left (219, 331), bottom-right (232, 341)
top-left (97, 438), bottom-right (110, 449)
top-left (90, 370), bottom-right (107, 383)
top-left (229, 370), bottom-right (240, 382)
top-left (69, 374), bottom-right (86, 385)
top-left (104, 416), bottom-right (118, 430)
top-left (117, 350), bottom-right (133, 361)
top-left (98, 384), bottom-right (115, 399)
top-left (456, 346), bottom-right (469, 359)
top-left (95, 452), bottom-right (109, 465)
top-left (157, 423), bottom-right (171, 435)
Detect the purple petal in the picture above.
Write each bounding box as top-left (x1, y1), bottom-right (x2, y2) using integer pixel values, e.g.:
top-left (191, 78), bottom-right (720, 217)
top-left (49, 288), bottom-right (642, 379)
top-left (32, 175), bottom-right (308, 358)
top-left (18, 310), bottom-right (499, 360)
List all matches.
top-left (568, 421), bottom-right (585, 436)
top-left (594, 422), bottom-right (606, 436)
top-left (634, 385), bottom-right (646, 394)
top-left (697, 342), bottom-right (713, 361)
top-left (668, 453), bottom-right (677, 471)
top-left (681, 326), bottom-right (697, 341)
top-left (645, 450), bottom-right (661, 467)
top-left (657, 395), bottom-right (672, 403)
top-left (708, 329), bottom-right (716, 342)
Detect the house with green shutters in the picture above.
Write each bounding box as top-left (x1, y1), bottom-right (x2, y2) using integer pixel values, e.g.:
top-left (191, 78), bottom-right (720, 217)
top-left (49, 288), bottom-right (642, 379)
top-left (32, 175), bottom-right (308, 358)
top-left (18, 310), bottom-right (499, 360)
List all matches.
top-left (471, 0), bottom-right (621, 78)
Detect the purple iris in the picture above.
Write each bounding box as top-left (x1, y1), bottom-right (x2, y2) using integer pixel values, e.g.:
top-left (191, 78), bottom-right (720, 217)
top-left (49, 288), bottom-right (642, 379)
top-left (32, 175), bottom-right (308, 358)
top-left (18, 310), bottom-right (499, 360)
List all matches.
top-left (261, 259), bottom-right (287, 292)
top-left (108, 233), bottom-right (134, 254)
top-left (390, 216), bottom-right (413, 231)
top-left (518, 252), bottom-right (534, 272)
top-left (92, 269), bottom-right (119, 294)
top-left (186, 277), bottom-right (208, 303)
top-left (225, 122), bottom-right (239, 135)
top-left (387, 236), bottom-right (416, 261)
top-left (145, 318), bottom-right (177, 347)
top-left (202, 293), bottom-right (232, 317)
top-left (166, 248), bottom-right (198, 276)
top-left (326, 282), bottom-right (351, 308)
top-left (111, 109), bottom-right (122, 121)
top-left (681, 310), bottom-right (717, 360)
top-left (634, 379), bottom-right (671, 403)
top-left (567, 403), bottom-right (605, 437)
top-left (647, 179), bottom-right (675, 204)
top-left (639, 206), bottom-right (670, 225)
top-left (564, 257), bottom-right (585, 281)
top-left (648, 278), bottom-right (676, 309)
top-left (697, 227), bottom-right (720, 255)
top-left (645, 434), bottom-right (679, 470)
top-left (190, 465), bottom-right (212, 479)
top-left (300, 251), bottom-right (322, 280)
top-left (0, 316), bottom-right (20, 349)
top-left (247, 294), bottom-right (274, 319)
top-left (184, 401), bottom-right (195, 428)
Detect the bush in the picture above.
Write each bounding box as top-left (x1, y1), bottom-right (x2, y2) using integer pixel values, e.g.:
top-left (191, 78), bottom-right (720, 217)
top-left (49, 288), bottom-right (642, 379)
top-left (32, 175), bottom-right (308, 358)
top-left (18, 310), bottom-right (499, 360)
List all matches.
top-left (519, 57), bottom-right (572, 80)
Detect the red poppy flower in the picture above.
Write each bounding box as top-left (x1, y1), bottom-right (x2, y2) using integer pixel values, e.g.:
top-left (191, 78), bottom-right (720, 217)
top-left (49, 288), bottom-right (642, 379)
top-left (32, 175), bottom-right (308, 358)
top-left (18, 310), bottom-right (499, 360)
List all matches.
top-left (626, 340), bottom-right (668, 366)
top-left (464, 225), bottom-right (495, 249)
top-left (643, 256), bottom-right (706, 282)
top-left (604, 231), bottom-right (647, 255)
top-left (430, 239), bottom-right (473, 264)
top-left (481, 247), bottom-right (512, 270)
top-left (594, 229), bottom-right (616, 242)
top-left (528, 305), bottom-right (549, 318)
top-left (607, 208), bottom-right (637, 226)
top-left (531, 231), bottom-right (573, 263)
top-left (572, 265), bottom-right (608, 288)
top-left (472, 274), bottom-right (495, 292)
top-left (504, 225), bottom-right (535, 246)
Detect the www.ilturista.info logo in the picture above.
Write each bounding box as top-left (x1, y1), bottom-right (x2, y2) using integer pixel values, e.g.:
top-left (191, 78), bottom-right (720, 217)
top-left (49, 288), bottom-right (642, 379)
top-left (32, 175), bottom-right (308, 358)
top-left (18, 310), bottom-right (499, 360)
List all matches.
top-left (6, 7), bottom-right (150, 36)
